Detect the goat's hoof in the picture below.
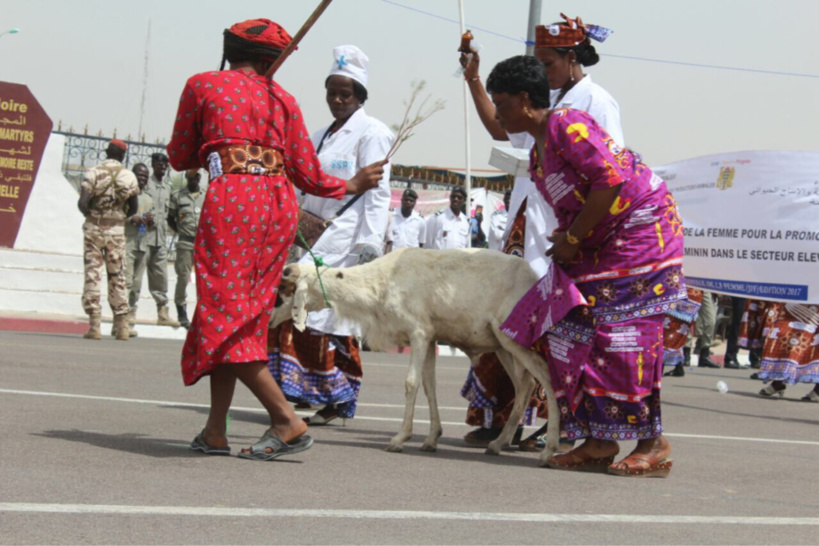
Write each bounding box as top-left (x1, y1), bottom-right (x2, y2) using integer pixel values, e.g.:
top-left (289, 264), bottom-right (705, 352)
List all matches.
top-left (420, 443), bottom-right (437, 453)
top-left (385, 444), bottom-right (404, 453)
top-left (484, 447), bottom-right (501, 456)
top-left (537, 457), bottom-right (551, 468)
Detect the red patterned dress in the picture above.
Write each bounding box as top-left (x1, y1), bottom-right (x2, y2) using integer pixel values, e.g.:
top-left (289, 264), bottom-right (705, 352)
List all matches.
top-left (167, 69), bottom-right (346, 386)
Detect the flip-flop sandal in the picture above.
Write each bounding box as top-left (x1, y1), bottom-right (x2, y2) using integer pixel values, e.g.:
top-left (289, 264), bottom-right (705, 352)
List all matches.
top-left (237, 431), bottom-right (314, 461)
top-left (545, 449), bottom-right (616, 473)
top-left (189, 431), bottom-right (231, 456)
top-left (607, 454), bottom-right (673, 478)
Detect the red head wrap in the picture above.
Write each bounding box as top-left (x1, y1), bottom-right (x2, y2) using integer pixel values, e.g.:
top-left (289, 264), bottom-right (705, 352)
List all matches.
top-left (227, 18), bottom-right (294, 52)
top-left (536, 14), bottom-right (588, 48)
top-left (536, 13), bottom-right (613, 49)
top-left (109, 139), bottom-right (127, 152)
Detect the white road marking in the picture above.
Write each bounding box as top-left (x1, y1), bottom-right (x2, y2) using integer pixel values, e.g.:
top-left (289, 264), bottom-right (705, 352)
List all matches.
top-left (0, 388), bottom-right (463, 412)
top-left (1, 502), bottom-right (818, 525)
top-left (2, 387), bottom-right (818, 447)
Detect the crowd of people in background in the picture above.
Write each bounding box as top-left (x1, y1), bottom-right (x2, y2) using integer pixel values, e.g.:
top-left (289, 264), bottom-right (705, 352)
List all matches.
top-left (73, 13), bottom-right (816, 468)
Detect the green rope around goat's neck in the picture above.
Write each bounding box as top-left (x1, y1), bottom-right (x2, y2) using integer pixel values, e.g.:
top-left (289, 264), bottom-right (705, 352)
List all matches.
top-left (296, 228), bottom-right (331, 307)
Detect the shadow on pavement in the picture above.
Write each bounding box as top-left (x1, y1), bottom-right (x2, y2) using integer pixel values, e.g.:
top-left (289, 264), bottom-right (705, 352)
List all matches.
top-left (32, 429), bottom-right (201, 459)
top-left (312, 432), bottom-right (544, 469)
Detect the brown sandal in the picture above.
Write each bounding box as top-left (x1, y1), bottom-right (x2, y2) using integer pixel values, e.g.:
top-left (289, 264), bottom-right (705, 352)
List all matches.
top-left (608, 453), bottom-right (673, 478)
top-left (545, 448), bottom-right (616, 473)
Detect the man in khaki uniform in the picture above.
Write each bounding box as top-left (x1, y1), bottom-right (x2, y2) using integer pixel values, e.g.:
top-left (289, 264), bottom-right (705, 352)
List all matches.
top-left (130, 152), bottom-right (179, 327)
top-left (77, 139), bottom-right (139, 340)
top-left (123, 163), bottom-right (154, 337)
top-left (168, 168), bottom-right (205, 328)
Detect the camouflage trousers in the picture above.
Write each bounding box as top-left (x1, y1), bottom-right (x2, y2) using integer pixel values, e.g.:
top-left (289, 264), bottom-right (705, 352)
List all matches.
top-left (82, 221), bottom-right (129, 316)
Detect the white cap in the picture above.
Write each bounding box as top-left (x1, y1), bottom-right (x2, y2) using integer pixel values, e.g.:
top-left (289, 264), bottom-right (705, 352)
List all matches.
top-left (328, 45), bottom-right (368, 90)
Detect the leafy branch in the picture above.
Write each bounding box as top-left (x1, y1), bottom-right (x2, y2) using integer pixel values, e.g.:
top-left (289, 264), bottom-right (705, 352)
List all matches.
top-left (386, 80), bottom-right (445, 160)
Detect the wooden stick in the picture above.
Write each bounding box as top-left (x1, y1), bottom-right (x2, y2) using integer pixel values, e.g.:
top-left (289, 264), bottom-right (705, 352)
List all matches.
top-left (265, 0), bottom-right (334, 79)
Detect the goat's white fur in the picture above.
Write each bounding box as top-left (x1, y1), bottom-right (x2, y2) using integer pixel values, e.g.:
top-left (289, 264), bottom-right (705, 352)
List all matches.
top-left (276, 248), bottom-right (559, 465)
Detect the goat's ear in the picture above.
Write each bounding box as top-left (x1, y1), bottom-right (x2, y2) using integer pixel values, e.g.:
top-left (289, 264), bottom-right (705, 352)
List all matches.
top-left (291, 278), bottom-right (309, 331)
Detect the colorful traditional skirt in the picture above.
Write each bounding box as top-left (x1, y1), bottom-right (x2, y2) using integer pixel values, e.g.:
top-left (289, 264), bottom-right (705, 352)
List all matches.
top-left (738, 299), bottom-right (771, 350)
top-left (460, 202), bottom-right (549, 428)
top-left (502, 258), bottom-right (686, 441)
top-left (662, 288), bottom-right (704, 367)
top-left (267, 320), bottom-right (363, 418)
top-left (741, 301), bottom-right (819, 385)
top-left (181, 173), bottom-right (298, 386)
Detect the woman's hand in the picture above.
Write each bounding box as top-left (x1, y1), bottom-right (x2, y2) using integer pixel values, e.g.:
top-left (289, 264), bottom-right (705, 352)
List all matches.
top-left (546, 230), bottom-right (580, 265)
top-left (459, 48), bottom-right (480, 80)
top-left (346, 159), bottom-right (388, 195)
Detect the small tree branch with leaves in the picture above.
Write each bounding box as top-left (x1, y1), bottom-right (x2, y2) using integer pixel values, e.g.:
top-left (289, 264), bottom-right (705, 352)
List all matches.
top-left (386, 80), bottom-right (445, 160)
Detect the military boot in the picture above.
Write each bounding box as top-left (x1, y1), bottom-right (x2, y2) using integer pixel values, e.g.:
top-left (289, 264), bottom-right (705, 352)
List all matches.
top-left (113, 314), bottom-right (130, 341)
top-left (176, 304), bottom-right (190, 329)
top-left (697, 348), bottom-right (720, 368)
top-left (127, 309), bottom-right (138, 338)
top-left (157, 305), bottom-right (180, 327)
top-left (83, 313), bottom-right (102, 340)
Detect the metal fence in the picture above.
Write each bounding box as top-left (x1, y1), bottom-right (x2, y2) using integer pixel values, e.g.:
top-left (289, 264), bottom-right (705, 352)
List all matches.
top-left (54, 130), bottom-right (168, 191)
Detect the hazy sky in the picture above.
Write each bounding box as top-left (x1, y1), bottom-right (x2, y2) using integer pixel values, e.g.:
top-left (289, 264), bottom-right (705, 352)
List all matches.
top-left (4, 0), bottom-right (818, 171)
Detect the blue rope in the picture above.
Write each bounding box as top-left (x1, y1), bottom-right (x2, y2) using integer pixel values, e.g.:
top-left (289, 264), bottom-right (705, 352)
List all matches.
top-left (380, 0), bottom-right (819, 79)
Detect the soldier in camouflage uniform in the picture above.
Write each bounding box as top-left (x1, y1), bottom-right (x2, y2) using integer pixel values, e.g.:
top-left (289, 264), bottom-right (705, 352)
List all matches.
top-left (168, 168), bottom-right (205, 329)
top-left (77, 140), bottom-right (139, 340)
top-left (122, 163), bottom-right (154, 337)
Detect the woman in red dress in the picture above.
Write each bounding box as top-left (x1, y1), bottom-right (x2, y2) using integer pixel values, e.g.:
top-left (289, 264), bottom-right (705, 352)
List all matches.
top-left (167, 18), bottom-right (385, 460)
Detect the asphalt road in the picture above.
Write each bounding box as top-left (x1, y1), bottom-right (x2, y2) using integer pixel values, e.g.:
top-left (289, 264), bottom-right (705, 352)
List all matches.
top-left (1, 330), bottom-right (818, 545)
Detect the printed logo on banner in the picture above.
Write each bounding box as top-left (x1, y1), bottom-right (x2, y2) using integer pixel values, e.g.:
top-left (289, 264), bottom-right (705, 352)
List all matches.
top-left (716, 167), bottom-right (735, 191)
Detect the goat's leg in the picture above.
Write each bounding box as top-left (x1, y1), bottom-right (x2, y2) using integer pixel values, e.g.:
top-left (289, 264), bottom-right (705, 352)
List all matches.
top-left (486, 349), bottom-right (536, 456)
top-left (386, 336), bottom-right (429, 453)
top-left (493, 324), bottom-right (560, 465)
top-left (514, 351), bottom-right (559, 466)
top-left (537, 361), bottom-right (560, 467)
top-left (420, 340), bottom-right (442, 452)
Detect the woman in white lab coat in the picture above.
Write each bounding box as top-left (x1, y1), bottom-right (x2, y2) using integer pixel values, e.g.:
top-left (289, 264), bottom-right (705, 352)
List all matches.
top-left (458, 14), bottom-right (623, 449)
top-left (268, 45), bottom-right (394, 425)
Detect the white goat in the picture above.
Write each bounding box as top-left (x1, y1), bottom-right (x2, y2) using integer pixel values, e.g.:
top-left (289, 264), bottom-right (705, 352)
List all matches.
top-left (276, 248), bottom-right (559, 465)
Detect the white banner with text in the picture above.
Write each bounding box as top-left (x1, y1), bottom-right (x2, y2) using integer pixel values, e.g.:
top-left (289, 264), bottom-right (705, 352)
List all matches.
top-left (654, 151), bottom-right (819, 303)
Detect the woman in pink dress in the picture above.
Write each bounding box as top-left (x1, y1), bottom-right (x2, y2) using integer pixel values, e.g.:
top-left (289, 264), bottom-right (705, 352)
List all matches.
top-left (488, 55), bottom-right (687, 477)
top-left (167, 18), bottom-right (385, 460)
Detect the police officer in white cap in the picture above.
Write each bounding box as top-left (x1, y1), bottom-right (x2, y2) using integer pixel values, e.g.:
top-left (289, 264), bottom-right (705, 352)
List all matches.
top-left (425, 186), bottom-right (471, 250)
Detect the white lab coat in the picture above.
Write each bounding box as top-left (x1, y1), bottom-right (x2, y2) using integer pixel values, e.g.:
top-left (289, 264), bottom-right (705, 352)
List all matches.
top-left (387, 209), bottom-right (426, 249)
top-left (299, 107), bottom-right (394, 335)
top-left (503, 74), bottom-right (625, 277)
top-left (425, 207), bottom-right (470, 250)
top-left (548, 74), bottom-right (625, 147)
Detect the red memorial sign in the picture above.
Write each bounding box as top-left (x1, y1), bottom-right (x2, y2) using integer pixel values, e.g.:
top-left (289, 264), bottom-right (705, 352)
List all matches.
top-left (0, 82), bottom-right (53, 248)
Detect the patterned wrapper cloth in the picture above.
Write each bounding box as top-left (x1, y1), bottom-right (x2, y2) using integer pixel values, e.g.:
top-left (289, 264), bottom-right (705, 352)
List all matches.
top-left (501, 108), bottom-right (687, 441)
top-left (741, 300), bottom-right (819, 384)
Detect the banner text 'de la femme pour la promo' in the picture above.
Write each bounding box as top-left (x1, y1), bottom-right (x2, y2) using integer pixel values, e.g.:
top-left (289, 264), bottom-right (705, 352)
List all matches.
top-left (0, 82), bottom-right (52, 248)
top-left (655, 151), bottom-right (819, 303)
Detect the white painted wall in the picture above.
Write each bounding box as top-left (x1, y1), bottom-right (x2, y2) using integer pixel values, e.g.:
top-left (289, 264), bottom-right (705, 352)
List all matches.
top-left (14, 134), bottom-right (84, 256)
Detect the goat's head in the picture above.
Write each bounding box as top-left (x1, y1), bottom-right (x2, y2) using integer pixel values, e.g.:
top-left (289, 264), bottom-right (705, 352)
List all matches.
top-left (277, 263), bottom-right (329, 331)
